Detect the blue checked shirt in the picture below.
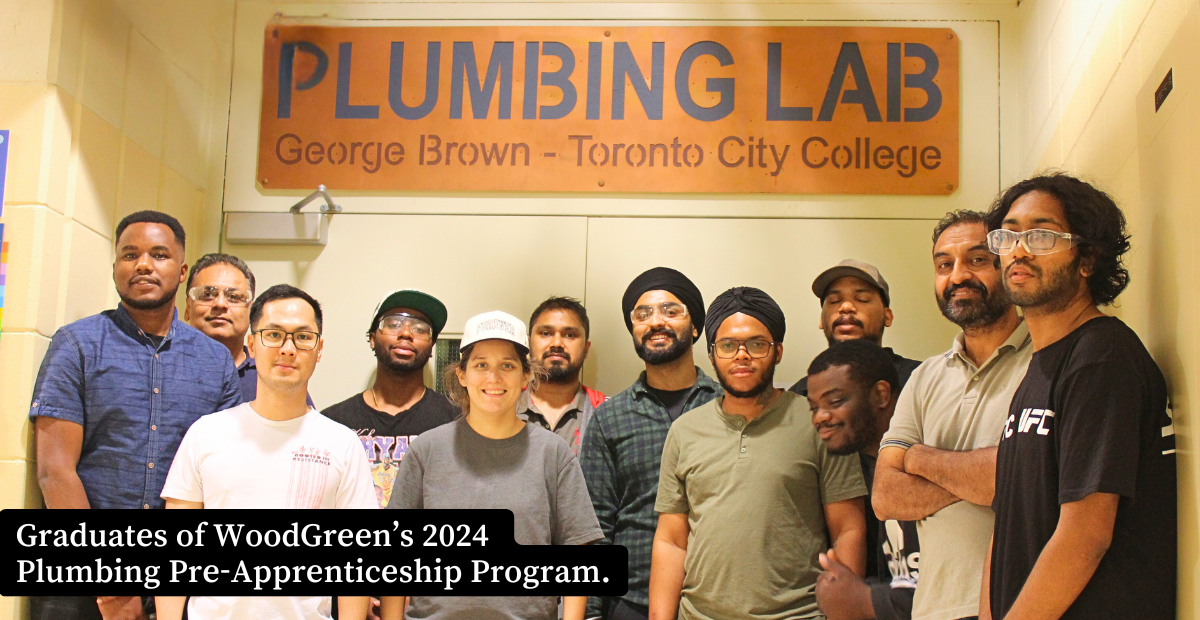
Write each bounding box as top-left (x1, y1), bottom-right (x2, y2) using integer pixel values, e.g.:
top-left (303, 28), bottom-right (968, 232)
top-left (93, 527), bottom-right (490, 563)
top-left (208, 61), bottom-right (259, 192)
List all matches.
top-left (29, 306), bottom-right (243, 509)
top-left (580, 368), bottom-right (721, 616)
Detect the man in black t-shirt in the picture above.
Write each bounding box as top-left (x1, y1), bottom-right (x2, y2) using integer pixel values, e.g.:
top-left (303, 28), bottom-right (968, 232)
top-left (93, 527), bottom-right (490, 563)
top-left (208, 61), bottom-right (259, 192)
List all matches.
top-left (790, 260), bottom-right (921, 397)
top-left (322, 290), bottom-right (457, 508)
top-left (807, 340), bottom-right (920, 620)
top-left (984, 174), bottom-right (1175, 620)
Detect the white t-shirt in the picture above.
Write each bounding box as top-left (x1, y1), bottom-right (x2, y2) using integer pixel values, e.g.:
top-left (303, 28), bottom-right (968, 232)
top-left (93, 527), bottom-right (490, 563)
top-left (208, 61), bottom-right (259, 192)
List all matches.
top-left (162, 402), bottom-right (378, 620)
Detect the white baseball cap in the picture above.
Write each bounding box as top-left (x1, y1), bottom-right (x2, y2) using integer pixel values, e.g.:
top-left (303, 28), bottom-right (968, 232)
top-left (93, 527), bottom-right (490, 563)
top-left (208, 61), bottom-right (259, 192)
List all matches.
top-left (460, 311), bottom-right (529, 353)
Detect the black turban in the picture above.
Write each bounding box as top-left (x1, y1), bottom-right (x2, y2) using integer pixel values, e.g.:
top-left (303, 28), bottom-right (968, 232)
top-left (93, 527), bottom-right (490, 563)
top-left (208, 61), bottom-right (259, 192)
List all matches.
top-left (621, 267), bottom-right (706, 342)
top-left (704, 286), bottom-right (786, 350)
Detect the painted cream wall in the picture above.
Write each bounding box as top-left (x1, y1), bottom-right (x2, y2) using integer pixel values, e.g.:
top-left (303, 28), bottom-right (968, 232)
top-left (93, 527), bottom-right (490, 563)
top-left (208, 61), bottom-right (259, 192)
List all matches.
top-left (0, 1), bottom-right (235, 617)
top-left (1014, 0), bottom-right (1200, 616)
top-left (225, 0), bottom-right (1018, 402)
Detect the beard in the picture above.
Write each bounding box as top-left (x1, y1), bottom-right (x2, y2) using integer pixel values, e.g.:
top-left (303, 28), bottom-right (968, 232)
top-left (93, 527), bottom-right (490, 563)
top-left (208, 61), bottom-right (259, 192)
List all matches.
top-left (821, 406), bottom-right (879, 456)
top-left (541, 348), bottom-right (583, 384)
top-left (938, 279), bottom-right (1012, 328)
top-left (119, 284), bottom-right (179, 311)
top-left (1004, 255), bottom-right (1084, 313)
top-left (824, 315), bottom-right (883, 347)
top-left (634, 327), bottom-right (692, 365)
top-left (718, 362), bottom-right (777, 399)
top-left (375, 340), bottom-right (433, 374)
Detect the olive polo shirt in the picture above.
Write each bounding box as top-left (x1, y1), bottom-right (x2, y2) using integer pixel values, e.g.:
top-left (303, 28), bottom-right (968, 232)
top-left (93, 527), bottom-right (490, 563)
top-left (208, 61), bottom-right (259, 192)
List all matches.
top-left (656, 390), bottom-right (867, 620)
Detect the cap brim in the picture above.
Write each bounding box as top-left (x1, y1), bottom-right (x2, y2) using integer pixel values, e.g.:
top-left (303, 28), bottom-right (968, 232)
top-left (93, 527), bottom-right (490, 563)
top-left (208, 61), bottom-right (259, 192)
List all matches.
top-left (375, 290), bottom-right (448, 336)
top-left (812, 267), bottom-right (888, 305)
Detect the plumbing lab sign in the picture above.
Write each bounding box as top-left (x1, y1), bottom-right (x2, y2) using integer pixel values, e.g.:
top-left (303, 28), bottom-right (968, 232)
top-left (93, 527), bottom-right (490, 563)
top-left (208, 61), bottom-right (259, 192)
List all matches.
top-left (257, 26), bottom-right (959, 195)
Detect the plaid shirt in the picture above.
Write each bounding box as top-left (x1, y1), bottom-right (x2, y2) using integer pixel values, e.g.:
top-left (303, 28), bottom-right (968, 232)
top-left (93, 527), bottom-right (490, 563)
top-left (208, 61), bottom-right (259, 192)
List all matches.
top-left (580, 368), bottom-right (722, 615)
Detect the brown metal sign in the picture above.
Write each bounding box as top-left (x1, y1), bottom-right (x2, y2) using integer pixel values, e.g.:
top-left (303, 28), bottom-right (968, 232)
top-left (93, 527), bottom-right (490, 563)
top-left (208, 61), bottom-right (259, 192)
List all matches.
top-left (258, 25), bottom-right (959, 194)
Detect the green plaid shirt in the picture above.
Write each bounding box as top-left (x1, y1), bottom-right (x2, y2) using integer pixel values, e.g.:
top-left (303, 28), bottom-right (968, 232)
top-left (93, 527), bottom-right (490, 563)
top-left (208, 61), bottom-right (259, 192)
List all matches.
top-left (581, 368), bottom-right (722, 616)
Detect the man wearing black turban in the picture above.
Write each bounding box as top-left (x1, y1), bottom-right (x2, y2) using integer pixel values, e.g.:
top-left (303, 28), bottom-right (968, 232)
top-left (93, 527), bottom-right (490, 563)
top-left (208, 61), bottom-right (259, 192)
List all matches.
top-left (581, 267), bottom-right (722, 620)
top-left (650, 286), bottom-right (868, 620)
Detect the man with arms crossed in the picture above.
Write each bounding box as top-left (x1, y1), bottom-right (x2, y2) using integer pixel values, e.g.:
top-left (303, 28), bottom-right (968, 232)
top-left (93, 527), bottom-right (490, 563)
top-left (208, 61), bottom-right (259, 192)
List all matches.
top-left (982, 174), bottom-right (1174, 620)
top-left (29, 211), bottom-right (242, 620)
top-left (790, 260), bottom-right (921, 397)
top-left (323, 289), bottom-right (458, 508)
top-left (650, 287), bottom-right (866, 620)
top-left (159, 284), bottom-right (377, 620)
top-left (872, 210), bottom-right (1031, 620)
top-left (520, 296), bottom-right (606, 454)
top-left (808, 340), bottom-right (919, 620)
top-left (581, 267), bottom-right (720, 620)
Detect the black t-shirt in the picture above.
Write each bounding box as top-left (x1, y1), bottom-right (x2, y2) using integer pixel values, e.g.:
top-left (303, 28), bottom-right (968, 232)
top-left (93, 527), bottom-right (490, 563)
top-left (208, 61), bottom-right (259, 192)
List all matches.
top-left (861, 453), bottom-right (919, 620)
top-left (647, 386), bottom-right (692, 420)
top-left (790, 348), bottom-right (921, 397)
top-left (321, 389), bottom-right (459, 507)
top-left (990, 317), bottom-right (1175, 620)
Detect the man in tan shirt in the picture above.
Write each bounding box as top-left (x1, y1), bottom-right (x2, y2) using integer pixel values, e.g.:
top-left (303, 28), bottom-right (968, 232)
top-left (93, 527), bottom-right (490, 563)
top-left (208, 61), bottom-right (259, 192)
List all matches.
top-left (872, 211), bottom-right (1033, 620)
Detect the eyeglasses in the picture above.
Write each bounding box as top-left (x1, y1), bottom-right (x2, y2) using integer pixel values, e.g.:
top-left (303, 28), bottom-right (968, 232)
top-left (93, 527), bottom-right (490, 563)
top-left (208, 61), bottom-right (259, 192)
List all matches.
top-left (377, 314), bottom-right (433, 339)
top-left (254, 329), bottom-right (321, 350)
top-left (188, 286), bottom-right (253, 306)
top-left (987, 229), bottom-right (1083, 256)
top-left (631, 302), bottom-right (689, 324)
top-left (712, 338), bottom-right (776, 359)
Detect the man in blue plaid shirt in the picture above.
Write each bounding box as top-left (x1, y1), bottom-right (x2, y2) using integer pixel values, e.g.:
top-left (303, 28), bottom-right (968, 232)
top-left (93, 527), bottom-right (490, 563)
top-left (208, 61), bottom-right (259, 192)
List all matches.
top-left (581, 267), bottom-right (721, 620)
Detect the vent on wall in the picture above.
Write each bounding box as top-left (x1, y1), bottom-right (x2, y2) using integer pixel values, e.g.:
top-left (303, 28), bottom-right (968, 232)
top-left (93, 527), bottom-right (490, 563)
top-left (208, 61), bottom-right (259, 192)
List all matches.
top-left (433, 338), bottom-right (462, 397)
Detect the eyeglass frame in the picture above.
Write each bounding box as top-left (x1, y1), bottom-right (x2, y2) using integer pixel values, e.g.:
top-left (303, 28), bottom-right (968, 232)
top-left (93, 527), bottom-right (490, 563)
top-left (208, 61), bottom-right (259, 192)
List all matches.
top-left (376, 313), bottom-right (434, 339)
top-left (253, 328), bottom-right (322, 350)
top-left (187, 286), bottom-right (253, 306)
top-left (630, 302), bottom-right (690, 325)
top-left (987, 228), bottom-right (1084, 256)
top-left (710, 338), bottom-right (778, 359)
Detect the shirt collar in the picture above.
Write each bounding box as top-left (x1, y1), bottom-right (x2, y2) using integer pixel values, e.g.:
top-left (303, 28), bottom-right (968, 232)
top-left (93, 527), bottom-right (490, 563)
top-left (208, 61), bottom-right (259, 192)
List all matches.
top-left (949, 319), bottom-right (1031, 369)
top-left (112, 304), bottom-right (179, 344)
top-left (239, 346), bottom-right (256, 371)
top-left (631, 367), bottom-right (721, 399)
top-left (517, 385), bottom-right (587, 415)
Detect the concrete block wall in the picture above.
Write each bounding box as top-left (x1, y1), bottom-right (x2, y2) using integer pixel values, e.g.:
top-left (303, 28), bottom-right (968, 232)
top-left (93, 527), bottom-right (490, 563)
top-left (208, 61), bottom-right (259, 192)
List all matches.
top-left (0, 1), bottom-right (234, 618)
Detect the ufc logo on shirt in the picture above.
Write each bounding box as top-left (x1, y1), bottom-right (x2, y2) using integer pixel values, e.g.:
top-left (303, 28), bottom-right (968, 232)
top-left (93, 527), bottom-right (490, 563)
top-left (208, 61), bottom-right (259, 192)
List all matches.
top-left (1004, 408), bottom-right (1056, 437)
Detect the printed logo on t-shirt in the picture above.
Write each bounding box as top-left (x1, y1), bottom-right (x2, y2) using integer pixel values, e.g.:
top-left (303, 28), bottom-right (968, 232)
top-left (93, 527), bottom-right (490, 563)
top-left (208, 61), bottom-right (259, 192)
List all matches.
top-left (286, 446), bottom-right (332, 509)
top-left (354, 429), bottom-right (419, 508)
top-left (883, 520), bottom-right (919, 588)
top-left (1003, 408), bottom-right (1056, 438)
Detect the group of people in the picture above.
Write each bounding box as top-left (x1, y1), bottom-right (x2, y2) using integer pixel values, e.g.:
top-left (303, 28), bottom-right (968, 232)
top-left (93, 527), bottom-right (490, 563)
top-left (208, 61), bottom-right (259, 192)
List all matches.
top-left (28, 171), bottom-right (1177, 620)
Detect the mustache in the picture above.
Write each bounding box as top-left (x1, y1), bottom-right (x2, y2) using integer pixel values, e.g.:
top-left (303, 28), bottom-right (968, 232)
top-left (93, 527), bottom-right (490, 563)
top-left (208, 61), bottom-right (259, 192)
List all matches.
top-left (832, 316), bottom-right (863, 328)
top-left (942, 279), bottom-right (989, 302)
top-left (542, 347), bottom-right (572, 363)
top-left (641, 327), bottom-right (679, 345)
top-left (1005, 257), bottom-right (1042, 277)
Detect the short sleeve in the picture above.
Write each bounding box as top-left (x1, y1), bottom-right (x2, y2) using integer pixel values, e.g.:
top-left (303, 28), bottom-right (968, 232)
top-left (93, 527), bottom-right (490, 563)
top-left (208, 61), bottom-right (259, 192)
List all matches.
top-left (869, 581), bottom-right (914, 620)
top-left (552, 447), bottom-right (604, 545)
top-left (818, 444), bottom-right (868, 505)
top-left (336, 429), bottom-right (379, 509)
top-left (1056, 360), bottom-right (1142, 503)
top-left (387, 438), bottom-right (427, 510)
top-left (880, 365), bottom-right (925, 451)
top-left (161, 424), bottom-right (205, 503)
top-left (654, 426), bottom-right (689, 514)
top-left (29, 329), bottom-right (87, 425)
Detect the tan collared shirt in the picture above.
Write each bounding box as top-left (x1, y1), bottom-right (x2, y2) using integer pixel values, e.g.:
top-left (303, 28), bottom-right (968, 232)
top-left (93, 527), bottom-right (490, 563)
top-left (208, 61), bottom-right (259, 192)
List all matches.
top-left (517, 387), bottom-right (587, 453)
top-left (880, 320), bottom-right (1033, 620)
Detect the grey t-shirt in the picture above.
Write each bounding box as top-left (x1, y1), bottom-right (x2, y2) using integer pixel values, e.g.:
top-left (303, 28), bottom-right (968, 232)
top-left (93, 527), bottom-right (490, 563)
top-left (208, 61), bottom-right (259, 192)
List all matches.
top-left (387, 418), bottom-right (604, 620)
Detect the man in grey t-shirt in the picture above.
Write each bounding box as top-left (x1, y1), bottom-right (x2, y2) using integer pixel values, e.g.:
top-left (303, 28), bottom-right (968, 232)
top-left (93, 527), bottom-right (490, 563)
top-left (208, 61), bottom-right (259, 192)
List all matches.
top-left (872, 212), bottom-right (1032, 620)
top-left (389, 418), bottom-right (603, 619)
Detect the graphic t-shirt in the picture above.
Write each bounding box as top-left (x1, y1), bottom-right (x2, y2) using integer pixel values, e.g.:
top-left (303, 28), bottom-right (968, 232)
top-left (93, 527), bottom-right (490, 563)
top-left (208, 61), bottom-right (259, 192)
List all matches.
top-left (388, 418), bottom-right (604, 620)
top-left (860, 454), bottom-right (919, 620)
top-left (990, 317), bottom-right (1176, 620)
top-left (322, 390), bottom-right (458, 508)
top-left (161, 402), bottom-right (378, 620)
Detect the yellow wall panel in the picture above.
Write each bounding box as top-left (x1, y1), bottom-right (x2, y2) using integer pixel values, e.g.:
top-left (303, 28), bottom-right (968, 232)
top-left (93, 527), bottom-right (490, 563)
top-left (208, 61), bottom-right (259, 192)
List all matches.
top-left (72, 104), bottom-right (122, 237)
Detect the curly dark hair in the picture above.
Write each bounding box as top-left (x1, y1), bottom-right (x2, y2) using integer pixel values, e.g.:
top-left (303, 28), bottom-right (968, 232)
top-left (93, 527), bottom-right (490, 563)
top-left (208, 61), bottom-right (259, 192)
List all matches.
top-left (985, 172), bottom-right (1131, 306)
top-left (807, 339), bottom-right (899, 394)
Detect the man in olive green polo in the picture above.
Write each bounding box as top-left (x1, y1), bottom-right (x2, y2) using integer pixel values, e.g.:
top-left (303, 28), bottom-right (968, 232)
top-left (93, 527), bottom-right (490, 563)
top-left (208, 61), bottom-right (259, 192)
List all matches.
top-left (649, 287), bottom-right (868, 620)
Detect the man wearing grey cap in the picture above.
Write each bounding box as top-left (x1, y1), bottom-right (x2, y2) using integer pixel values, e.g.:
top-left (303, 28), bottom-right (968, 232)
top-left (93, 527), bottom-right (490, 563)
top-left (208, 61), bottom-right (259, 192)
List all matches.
top-left (789, 259), bottom-right (921, 397)
top-left (322, 289), bottom-right (458, 508)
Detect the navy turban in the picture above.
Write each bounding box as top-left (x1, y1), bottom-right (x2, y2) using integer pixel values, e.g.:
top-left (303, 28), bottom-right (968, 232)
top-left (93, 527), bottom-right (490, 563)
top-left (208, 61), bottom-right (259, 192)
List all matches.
top-left (621, 267), bottom-right (705, 342)
top-left (704, 286), bottom-right (786, 350)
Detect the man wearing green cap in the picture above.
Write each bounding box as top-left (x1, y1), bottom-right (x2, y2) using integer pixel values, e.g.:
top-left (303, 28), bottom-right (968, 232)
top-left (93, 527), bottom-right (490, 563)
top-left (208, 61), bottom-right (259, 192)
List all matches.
top-left (322, 290), bottom-right (458, 508)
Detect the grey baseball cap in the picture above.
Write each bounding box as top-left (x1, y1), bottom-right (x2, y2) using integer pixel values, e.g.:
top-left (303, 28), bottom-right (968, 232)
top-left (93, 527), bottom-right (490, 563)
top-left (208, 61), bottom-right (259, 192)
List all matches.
top-left (811, 259), bottom-right (891, 307)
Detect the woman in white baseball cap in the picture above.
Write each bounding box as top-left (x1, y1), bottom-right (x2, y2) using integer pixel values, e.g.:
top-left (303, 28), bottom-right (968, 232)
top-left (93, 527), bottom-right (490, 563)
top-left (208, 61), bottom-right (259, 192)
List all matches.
top-left (382, 311), bottom-right (603, 620)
